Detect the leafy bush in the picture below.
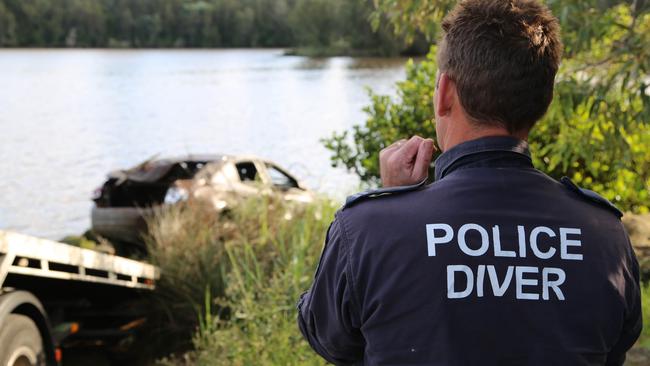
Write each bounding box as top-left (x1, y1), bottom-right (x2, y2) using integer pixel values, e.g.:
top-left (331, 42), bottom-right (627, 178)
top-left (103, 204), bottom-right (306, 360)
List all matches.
top-left (323, 51), bottom-right (438, 186)
top-left (323, 1), bottom-right (650, 213)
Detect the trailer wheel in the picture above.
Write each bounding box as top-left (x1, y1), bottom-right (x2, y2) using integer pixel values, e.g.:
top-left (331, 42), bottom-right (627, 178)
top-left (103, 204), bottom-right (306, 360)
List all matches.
top-left (0, 314), bottom-right (44, 366)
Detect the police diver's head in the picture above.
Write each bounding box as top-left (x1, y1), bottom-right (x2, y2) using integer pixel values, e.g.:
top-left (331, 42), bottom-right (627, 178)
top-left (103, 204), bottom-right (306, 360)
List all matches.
top-left (433, 0), bottom-right (562, 152)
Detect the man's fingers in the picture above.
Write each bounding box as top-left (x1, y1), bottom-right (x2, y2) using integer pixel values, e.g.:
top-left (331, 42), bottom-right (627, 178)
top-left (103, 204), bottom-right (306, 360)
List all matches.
top-left (386, 139), bottom-right (407, 151)
top-left (411, 138), bottom-right (435, 180)
top-left (380, 139), bottom-right (407, 160)
top-left (380, 135), bottom-right (434, 187)
top-left (398, 136), bottom-right (424, 164)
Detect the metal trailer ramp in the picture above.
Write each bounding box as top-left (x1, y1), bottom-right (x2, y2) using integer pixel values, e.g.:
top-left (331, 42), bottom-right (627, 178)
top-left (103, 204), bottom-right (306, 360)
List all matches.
top-left (0, 230), bottom-right (159, 290)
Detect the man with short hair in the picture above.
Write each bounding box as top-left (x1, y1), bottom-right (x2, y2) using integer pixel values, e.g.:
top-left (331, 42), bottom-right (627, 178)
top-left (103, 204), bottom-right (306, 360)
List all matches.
top-left (297, 0), bottom-right (642, 365)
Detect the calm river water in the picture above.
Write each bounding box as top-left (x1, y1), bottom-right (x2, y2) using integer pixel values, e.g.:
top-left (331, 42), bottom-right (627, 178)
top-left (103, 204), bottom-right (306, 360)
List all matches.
top-left (0, 49), bottom-right (410, 239)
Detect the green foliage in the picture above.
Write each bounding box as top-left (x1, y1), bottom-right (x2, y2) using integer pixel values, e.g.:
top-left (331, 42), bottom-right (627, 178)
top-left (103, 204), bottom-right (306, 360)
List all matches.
top-left (191, 197), bottom-right (335, 365)
top-left (369, 0), bottom-right (455, 42)
top-left (639, 282), bottom-right (650, 349)
top-left (0, 0), bottom-right (424, 54)
top-left (323, 51), bottom-right (438, 185)
top-left (287, 0), bottom-right (413, 56)
top-left (146, 197), bottom-right (336, 364)
top-left (324, 1), bottom-right (650, 213)
top-left (0, 2), bottom-right (16, 46)
top-left (60, 233), bottom-right (98, 250)
top-left (144, 202), bottom-right (229, 354)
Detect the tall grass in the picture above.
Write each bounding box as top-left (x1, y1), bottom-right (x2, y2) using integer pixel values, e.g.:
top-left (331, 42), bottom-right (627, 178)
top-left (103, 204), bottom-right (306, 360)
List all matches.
top-left (638, 282), bottom-right (650, 349)
top-left (142, 201), bottom-right (230, 358)
top-left (192, 197), bottom-right (335, 365)
top-left (146, 196), bottom-right (336, 365)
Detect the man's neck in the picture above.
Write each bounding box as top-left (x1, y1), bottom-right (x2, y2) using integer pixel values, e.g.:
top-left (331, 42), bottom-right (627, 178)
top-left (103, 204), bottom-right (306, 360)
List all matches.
top-left (441, 124), bottom-right (527, 152)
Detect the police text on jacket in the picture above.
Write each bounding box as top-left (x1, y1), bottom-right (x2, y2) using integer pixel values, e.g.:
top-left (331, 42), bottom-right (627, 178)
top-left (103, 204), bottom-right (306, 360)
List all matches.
top-left (425, 223), bottom-right (582, 300)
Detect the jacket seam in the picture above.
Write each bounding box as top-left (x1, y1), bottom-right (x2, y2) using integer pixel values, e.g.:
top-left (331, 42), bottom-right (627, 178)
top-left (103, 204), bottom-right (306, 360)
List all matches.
top-left (337, 210), bottom-right (364, 325)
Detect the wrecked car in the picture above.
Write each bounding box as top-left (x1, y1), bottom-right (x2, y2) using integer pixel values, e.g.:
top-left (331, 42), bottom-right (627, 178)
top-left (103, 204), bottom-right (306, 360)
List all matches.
top-left (91, 154), bottom-right (314, 244)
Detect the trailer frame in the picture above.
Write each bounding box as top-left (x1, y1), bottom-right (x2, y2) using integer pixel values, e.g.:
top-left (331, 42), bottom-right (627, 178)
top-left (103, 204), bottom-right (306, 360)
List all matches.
top-left (0, 230), bottom-right (160, 366)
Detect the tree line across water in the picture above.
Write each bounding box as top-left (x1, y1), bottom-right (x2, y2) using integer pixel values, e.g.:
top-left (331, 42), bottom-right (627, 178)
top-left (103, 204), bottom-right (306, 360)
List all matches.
top-left (0, 0), bottom-right (426, 55)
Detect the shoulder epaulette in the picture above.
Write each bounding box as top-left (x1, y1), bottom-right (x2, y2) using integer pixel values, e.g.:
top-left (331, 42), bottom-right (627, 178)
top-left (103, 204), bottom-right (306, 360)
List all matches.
top-left (343, 179), bottom-right (427, 210)
top-left (560, 176), bottom-right (623, 219)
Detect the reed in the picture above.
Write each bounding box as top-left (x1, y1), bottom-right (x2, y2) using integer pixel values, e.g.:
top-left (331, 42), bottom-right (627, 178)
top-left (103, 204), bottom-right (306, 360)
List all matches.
top-left (146, 196), bottom-right (336, 364)
top-left (639, 282), bottom-right (650, 349)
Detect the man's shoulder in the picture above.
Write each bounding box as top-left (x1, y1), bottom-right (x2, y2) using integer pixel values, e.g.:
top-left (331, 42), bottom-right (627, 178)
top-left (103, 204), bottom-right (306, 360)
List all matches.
top-left (558, 176), bottom-right (623, 219)
top-left (339, 171), bottom-right (623, 220)
top-left (341, 179), bottom-right (429, 211)
top-left (340, 177), bottom-right (462, 220)
top-left (337, 178), bottom-right (460, 237)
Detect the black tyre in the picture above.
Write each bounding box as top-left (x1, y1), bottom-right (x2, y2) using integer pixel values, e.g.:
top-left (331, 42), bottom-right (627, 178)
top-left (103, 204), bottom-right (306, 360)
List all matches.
top-left (0, 314), bottom-right (44, 366)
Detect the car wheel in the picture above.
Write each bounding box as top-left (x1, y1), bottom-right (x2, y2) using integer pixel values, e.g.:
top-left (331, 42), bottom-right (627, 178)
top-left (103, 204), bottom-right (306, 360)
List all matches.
top-left (0, 314), bottom-right (44, 366)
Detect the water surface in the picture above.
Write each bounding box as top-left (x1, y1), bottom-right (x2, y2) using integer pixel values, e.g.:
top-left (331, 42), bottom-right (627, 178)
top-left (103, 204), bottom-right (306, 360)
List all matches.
top-left (0, 49), bottom-right (410, 239)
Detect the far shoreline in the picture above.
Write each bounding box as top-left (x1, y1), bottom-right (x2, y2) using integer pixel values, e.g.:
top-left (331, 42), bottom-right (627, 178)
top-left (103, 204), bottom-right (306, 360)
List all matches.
top-left (0, 46), bottom-right (428, 58)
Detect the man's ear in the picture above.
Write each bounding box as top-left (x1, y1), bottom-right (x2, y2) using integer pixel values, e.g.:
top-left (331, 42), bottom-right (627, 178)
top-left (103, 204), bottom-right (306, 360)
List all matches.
top-left (435, 73), bottom-right (455, 117)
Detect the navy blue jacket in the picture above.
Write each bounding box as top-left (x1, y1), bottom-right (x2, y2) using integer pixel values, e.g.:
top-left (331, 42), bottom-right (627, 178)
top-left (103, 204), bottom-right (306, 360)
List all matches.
top-left (298, 136), bottom-right (641, 365)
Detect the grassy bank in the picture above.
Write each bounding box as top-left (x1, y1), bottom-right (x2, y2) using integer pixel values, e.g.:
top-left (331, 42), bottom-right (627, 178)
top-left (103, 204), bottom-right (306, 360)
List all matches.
top-left (145, 197), bottom-right (336, 365)
top-left (639, 282), bottom-right (650, 348)
top-left (144, 198), bottom-right (650, 365)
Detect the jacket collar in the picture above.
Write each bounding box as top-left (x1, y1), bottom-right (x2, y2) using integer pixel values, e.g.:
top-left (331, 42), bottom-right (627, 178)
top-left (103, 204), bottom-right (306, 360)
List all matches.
top-left (434, 136), bottom-right (532, 181)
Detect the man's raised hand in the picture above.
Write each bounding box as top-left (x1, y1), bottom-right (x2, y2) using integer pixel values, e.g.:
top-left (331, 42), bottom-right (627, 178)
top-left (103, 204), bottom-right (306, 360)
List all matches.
top-left (379, 136), bottom-right (436, 187)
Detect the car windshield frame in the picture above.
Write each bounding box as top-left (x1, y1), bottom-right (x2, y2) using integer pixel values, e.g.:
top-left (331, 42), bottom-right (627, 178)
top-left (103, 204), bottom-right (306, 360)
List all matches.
top-left (264, 162), bottom-right (301, 190)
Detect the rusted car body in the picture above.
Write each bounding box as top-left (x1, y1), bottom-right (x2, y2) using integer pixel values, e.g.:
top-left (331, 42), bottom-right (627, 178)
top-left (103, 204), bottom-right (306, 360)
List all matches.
top-left (91, 154), bottom-right (314, 244)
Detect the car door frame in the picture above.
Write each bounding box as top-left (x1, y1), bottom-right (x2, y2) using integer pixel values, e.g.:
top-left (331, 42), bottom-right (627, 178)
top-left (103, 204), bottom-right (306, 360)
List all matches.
top-left (229, 157), bottom-right (272, 195)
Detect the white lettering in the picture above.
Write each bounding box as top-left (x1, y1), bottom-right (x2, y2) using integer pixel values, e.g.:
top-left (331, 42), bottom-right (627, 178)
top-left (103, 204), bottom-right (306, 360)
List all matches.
top-left (517, 225), bottom-right (527, 258)
top-left (447, 265), bottom-right (474, 299)
top-left (487, 265), bottom-right (513, 297)
top-left (542, 267), bottom-right (566, 300)
top-left (458, 223), bottom-right (489, 257)
top-left (445, 265), bottom-right (567, 301)
top-left (516, 266), bottom-right (539, 300)
top-left (476, 265), bottom-right (486, 297)
top-left (426, 224), bottom-right (454, 256)
top-left (428, 223), bottom-right (580, 301)
top-left (529, 226), bottom-right (557, 259)
top-left (493, 225), bottom-right (516, 257)
top-left (560, 228), bottom-right (583, 261)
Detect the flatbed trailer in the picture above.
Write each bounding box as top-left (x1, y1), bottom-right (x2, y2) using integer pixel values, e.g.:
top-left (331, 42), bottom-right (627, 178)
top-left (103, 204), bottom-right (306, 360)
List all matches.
top-left (0, 230), bottom-right (159, 366)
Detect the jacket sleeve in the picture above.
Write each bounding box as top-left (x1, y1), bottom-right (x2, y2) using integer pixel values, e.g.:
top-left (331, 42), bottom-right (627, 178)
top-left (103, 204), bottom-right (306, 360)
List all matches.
top-left (606, 234), bottom-right (643, 366)
top-left (297, 216), bottom-right (364, 365)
